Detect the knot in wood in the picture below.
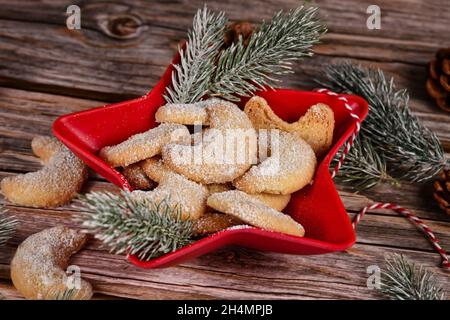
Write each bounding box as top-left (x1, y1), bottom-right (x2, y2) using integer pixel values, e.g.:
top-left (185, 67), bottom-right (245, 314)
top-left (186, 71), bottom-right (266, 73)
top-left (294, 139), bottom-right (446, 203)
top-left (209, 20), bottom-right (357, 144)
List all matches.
top-left (100, 14), bottom-right (142, 40)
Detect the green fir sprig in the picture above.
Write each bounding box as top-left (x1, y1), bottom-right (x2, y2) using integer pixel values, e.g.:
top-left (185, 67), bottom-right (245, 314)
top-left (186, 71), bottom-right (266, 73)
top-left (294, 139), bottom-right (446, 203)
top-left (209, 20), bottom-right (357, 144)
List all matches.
top-left (319, 63), bottom-right (447, 189)
top-left (165, 5), bottom-right (326, 103)
top-left (75, 192), bottom-right (194, 261)
top-left (210, 6), bottom-right (326, 101)
top-left (0, 206), bottom-right (18, 247)
top-left (379, 254), bottom-right (445, 300)
top-left (332, 135), bottom-right (398, 190)
top-left (164, 6), bottom-right (227, 104)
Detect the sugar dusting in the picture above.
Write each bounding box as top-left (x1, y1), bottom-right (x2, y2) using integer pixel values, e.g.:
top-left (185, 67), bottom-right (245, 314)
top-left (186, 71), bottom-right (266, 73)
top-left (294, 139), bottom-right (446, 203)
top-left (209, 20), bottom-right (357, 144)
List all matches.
top-left (244, 96), bottom-right (334, 156)
top-left (131, 169), bottom-right (209, 220)
top-left (234, 129), bottom-right (316, 194)
top-left (10, 226), bottom-right (90, 299)
top-left (155, 100), bottom-right (210, 124)
top-left (99, 123), bottom-right (190, 167)
top-left (1, 136), bottom-right (88, 207)
top-left (161, 99), bottom-right (258, 184)
top-left (207, 190), bottom-right (304, 237)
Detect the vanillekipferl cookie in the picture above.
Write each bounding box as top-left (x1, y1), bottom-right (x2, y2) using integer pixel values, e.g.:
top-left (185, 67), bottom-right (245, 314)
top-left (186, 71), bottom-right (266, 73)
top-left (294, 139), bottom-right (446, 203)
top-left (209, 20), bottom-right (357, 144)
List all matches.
top-left (155, 99), bottom-right (212, 125)
top-left (99, 123), bottom-right (190, 167)
top-left (122, 161), bottom-right (155, 190)
top-left (162, 98), bottom-right (258, 184)
top-left (206, 183), bottom-right (291, 211)
top-left (244, 96), bottom-right (335, 156)
top-left (131, 169), bottom-right (209, 220)
top-left (141, 156), bottom-right (175, 183)
top-left (234, 129), bottom-right (316, 195)
top-left (10, 226), bottom-right (93, 300)
top-left (1, 136), bottom-right (88, 208)
top-left (207, 190), bottom-right (305, 237)
top-left (192, 212), bottom-right (243, 236)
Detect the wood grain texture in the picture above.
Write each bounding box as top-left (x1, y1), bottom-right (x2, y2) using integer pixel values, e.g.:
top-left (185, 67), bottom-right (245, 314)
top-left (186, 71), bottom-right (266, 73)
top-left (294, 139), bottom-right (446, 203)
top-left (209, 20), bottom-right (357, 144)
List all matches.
top-left (0, 0), bottom-right (449, 300)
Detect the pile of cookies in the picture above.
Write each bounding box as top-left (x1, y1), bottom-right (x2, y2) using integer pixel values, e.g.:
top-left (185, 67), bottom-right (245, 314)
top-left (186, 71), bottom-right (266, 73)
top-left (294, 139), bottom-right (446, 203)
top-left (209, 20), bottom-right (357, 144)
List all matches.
top-left (100, 96), bottom-right (335, 237)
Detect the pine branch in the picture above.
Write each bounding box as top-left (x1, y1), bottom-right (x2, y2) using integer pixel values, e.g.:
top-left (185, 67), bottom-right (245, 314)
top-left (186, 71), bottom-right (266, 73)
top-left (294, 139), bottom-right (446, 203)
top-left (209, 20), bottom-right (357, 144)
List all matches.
top-left (380, 254), bottom-right (445, 300)
top-left (0, 206), bottom-right (18, 247)
top-left (209, 6), bottom-right (326, 101)
top-left (318, 62), bottom-right (446, 187)
top-left (164, 5), bottom-right (227, 104)
top-left (332, 134), bottom-right (398, 190)
top-left (75, 192), bottom-right (193, 261)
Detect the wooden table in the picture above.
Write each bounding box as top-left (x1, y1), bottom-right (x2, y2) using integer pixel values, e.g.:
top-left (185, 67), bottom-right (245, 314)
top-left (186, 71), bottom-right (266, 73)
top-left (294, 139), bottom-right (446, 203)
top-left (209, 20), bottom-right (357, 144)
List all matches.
top-left (0, 0), bottom-right (449, 300)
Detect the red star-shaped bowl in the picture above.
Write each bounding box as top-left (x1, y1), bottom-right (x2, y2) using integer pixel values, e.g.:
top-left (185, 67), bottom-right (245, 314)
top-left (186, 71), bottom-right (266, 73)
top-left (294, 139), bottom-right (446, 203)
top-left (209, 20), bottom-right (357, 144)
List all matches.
top-left (53, 52), bottom-right (368, 268)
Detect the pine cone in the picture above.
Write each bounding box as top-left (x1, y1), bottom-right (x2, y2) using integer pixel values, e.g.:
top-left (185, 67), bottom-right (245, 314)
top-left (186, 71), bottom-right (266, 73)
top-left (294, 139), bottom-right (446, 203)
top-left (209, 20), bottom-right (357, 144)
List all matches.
top-left (433, 169), bottom-right (450, 215)
top-left (426, 48), bottom-right (450, 112)
top-left (224, 21), bottom-right (254, 48)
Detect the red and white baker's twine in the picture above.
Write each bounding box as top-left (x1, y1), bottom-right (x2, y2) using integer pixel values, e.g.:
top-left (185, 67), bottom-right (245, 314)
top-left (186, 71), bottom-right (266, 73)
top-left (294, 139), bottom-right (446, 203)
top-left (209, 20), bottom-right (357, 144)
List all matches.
top-left (316, 88), bottom-right (449, 270)
top-left (315, 88), bottom-right (362, 179)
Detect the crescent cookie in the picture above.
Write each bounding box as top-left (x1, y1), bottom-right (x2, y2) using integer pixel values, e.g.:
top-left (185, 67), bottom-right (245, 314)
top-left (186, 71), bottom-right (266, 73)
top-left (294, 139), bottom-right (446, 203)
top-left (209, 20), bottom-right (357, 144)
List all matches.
top-left (10, 226), bottom-right (93, 300)
top-left (122, 162), bottom-right (155, 190)
top-left (192, 212), bottom-right (243, 236)
top-left (141, 157), bottom-right (174, 183)
top-left (99, 123), bottom-right (190, 167)
top-left (206, 183), bottom-right (291, 211)
top-left (155, 99), bottom-right (212, 125)
top-left (162, 99), bottom-right (257, 184)
top-left (207, 190), bottom-right (305, 237)
top-left (131, 170), bottom-right (208, 220)
top-left (1, 136), bottom-right (88, 208)
top-left (250, 193), bottom-right (291, 211)
top-left (234, 130), bottom-right (316, 195)
top-left (244, 96), bottom-right (335, 156)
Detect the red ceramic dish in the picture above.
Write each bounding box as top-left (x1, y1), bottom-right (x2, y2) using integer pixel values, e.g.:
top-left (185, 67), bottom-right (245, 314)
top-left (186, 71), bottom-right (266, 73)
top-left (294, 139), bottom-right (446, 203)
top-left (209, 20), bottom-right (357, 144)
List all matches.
top-left (53, 53), bottom-right (368, 268)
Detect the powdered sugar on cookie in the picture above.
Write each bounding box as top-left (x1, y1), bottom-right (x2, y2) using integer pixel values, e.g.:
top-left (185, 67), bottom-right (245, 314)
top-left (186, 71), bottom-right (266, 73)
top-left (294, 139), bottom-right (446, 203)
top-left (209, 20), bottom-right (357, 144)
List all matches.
top-left (207, 190), bottom-right (304, 237)
top-left (99, 123), bottom-right (190, 167)
top-left (1, 136), bottom-right (88, 208)
top-left (10, 226), bottom-right (93, 300)
top-left (234, 130), bottom-right (316, 195)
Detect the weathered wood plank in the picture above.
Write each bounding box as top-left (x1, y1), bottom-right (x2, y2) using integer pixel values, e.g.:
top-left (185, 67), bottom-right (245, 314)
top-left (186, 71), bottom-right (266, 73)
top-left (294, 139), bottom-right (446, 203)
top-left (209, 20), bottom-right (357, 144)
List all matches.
top-left (337, 181), bottom-right (450, 222)
top-left (1, 238), bottom-right (448, 300)
top-left (0, 17), bottom-right (444, 104)
top-left (0, 0), bottom-right (448, 44)
top-left (0, 1), bottom-right (448, 128)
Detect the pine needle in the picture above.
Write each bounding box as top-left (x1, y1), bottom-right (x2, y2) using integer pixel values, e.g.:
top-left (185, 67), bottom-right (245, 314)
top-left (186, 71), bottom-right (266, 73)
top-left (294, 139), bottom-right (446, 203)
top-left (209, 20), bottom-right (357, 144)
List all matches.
top-left (380, 254), bottom-right (445, 300)
top-left (318, 62), bottom-right (447, 188)
top-left (164, 5), bottom-right (227, 104)
top-left (75, 191), bottom-right (194, 261)
top-left (210, 6), bottom-right (326, 101)
top-left (332, 134), bottom-right (397, 190)
top-left (0, 206), bottom-right (18, 247)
